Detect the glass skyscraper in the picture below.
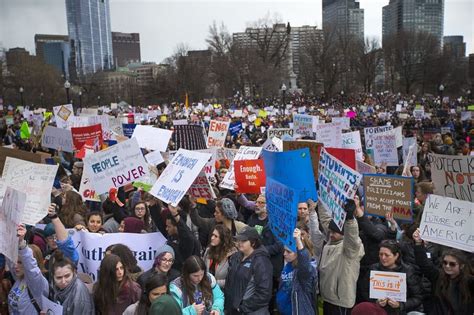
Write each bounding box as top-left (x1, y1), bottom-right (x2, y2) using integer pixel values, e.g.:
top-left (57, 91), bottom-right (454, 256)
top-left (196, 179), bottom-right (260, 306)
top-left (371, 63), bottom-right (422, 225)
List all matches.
top-left (65, 0), bottom-right (113, 76)
top-left (323, 0), bottom-right (365, 41)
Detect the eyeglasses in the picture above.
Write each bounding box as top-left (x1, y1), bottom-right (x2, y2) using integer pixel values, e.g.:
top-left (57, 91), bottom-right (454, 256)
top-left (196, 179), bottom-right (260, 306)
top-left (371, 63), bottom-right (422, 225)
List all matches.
top-left (162, 258), bottom-right (174, 264)
top-left (442, 260), bottom-right (458, 267)
top-left (135, 207), bottom-right (146, 212)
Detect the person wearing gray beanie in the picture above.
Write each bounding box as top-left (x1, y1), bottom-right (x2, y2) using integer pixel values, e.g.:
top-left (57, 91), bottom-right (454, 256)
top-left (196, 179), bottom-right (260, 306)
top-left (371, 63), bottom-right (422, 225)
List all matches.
top-left (137, 244), bottom-right (179, 289)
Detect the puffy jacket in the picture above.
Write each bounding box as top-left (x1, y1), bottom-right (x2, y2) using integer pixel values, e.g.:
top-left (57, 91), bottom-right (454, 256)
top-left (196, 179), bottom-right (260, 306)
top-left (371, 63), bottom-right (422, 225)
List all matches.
top-left (224, 246), bottom-right (273, 314)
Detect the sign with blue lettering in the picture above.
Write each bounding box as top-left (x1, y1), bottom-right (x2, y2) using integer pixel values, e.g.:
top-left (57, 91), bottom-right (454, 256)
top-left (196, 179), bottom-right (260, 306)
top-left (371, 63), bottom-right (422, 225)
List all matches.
top-left (266, 177), bottom-right (299, 251)
top-left (150, 149), bottom-right (211, 206)
top-left (262, 148), bottom-right (317, 202)
top-left (229, 122), bottom-right (243, 136)
top-left (318, 148), bottom-right (362, 230)
top-left (122, 123), bottom-right (137, 138)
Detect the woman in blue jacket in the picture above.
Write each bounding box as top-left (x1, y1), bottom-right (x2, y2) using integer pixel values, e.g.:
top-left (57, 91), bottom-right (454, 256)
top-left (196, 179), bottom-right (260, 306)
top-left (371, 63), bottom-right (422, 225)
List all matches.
top-left (276, 228), bottom-right (317, 315)
top-left (170, 255), bottom-right (224, 315)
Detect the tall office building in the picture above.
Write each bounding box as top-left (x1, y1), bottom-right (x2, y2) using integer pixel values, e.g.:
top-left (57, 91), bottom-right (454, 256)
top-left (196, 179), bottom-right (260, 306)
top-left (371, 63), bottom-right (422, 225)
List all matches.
top-left (35, 34), bottom-right (69, 60)
top-left (112, 32), bottom-right (141, 67)
top-left (323, 0), bottom-right (364, 41)
top-left (443, 36), bottom-right (466, 59)
top-left (382, 0), bottom-right (444, 44)
top-left (65, 0), bottom-right (113, 76)
top-left (35, 34), bottom-right (71, 79)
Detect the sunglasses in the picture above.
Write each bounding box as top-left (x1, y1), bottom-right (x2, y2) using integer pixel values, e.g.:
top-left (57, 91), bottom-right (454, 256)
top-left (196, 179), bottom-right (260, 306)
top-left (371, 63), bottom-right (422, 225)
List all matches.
top-left (442, 260), bottom-right (458, 267)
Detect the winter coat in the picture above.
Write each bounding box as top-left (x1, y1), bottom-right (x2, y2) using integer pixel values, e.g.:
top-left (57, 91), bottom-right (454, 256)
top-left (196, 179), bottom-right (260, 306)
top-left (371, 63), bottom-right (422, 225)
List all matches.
top-left (261, 224), bottom-right (284, 278)
top-left (51, 275), bottom-right (94, 314)
top-left (137, 267), bottom-right (180, 290)
top-left (203, 246), bottom-right (237, 289)
top-left (224, 246), bottom-right (273, 314)
top-left (169, 273), bottom-right (224, 315)
top-left (106, 279), bottom-right (141, 315)
top-left (167, 216), bottom-right (201, 271)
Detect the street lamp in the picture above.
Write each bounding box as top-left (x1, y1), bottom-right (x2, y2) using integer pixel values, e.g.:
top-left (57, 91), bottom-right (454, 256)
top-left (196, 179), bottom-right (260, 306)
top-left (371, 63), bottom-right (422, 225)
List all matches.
top-left (281, 83), bottom-right (287, 108)
top-left (40, 92), bottom-right (44, 107)
top-left (467, 90), bottom-right (471, 101)
top-left (439, 84), bottom-right (445, 101)
top-left (341, 90), bottom-right (345, 105)
top-left (64, 80), bottom-right (71, 104)
top-left (97, 95), bottom-right (101, 106)
top-left (78, 91), bottom-right (82, 107)
top-left (19, 86), bottom-right (24, 107)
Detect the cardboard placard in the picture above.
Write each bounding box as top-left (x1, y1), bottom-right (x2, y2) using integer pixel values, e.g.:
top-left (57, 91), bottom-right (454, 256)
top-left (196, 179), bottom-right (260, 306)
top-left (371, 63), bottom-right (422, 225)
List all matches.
top-left (369, 271), bottom-right (407, 302)
top-left (41, 126), bottom-right (74, 153)
top-left (207, 120), bottom-right (230, 148)
top-left (283, 140), bottom-right (323, 179)
top-left (234, 159), bottom-right (266, 194)
top-left (0, 147), bottom-right (43, 174)
top-left (220, 146), bottom-right (262, 191)
top-left (71, 124), bottom-right (103, 150)
top-left (132, 125), bottom-right (173, 152)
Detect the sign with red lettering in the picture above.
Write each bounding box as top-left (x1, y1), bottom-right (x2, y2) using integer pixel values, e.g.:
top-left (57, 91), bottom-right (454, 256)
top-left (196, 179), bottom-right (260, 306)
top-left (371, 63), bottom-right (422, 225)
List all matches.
top-left (79, 168), bottom-right (100, 202)
top-left (188, 170), bottom-right (216, 200)
top-left (364, 174), bottom-right (413, 221)
top-left (71, 124), bottom-right (103, 150)
top-left (207, 120), bottom-right (230, 147)
top-left (234, 159), bottom-right (266, 194)
top-left (370, 271), bottom-right (407, 302)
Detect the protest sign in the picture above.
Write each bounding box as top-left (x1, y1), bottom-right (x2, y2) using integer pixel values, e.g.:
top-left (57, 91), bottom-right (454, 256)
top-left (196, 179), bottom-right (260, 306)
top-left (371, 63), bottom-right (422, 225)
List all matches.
top-left (262, 137), bottom-right (283, 152)
top-left (364, 125), bottom-right (394, 149)
top-left (427, 153), bottom-right (474, 202)
top-left (292, 113), bottom-right (314, 137)
top-left (71, 123), bottom-right (103, 150)
top-left (325, 147), bottom-right (356, 170)
top-left (151, 149), bottom-right (211, 206)
top-left (79, 167), bottom-right (101, 202)
top-left (364, 174), bottom-right (413, 221)
top-left (108, 117), bottom-right (124, 137)
top-left (132, 125), bottom-right (173, 152)
top-left (248, 114), bottom-right (257, 122)
top-left (199, 148), bottom-right (218, 185)
top-left (402, 137), bottom-right (417, 166)
top-left (70, 231), bottom-right (167, 281)
top-left (229, 122), bottom-right (243, 136)
top-left (342, 131), bottom-right (363, 161)
top-left (53, 104), bottom-right (74, 129)
top-left (234, 159), bottom-right (266, 194)
top-left (263, 148), bottom-right (318, 202)
top-left (0, 186), bottom-right (25, 263)
top-left (122, 123), bottom-right (137, 138)
top-left (315, 122), bottom-right (343, 148)
top-left (173, 119), bottom-right (188, 126)
top-left (283, 140), bottom-right (323, 179)
top-left (266, 177), bottom-right (299, 251)
top-left (220, 146), bottom-right (262, 190)
top-left (373, 131), bottom-right (399, 166)
top-left (80, 108), bottom-right (99, 116)
top-left (41, 126), bottom-right (74, 153)
top-left (356, 160), bottom-right (377, 174)
top-left (83, 138), bottom-right (148, 195)
top-left (413, 108), bottom-right (425, 120)
top-left (332, 117), bottom-right (350, 130)
top-left (188, 170), bottom-right (216, 200)
top-left (172, 124), bottom-right (208, 150)
top-left (268, 128), bottom-right (294, 139)
top-left (2, 158), bottom-right (58, 225)
top-left (419, 195), bottom-right (474, 252)
top-left (207, 120), bottom-right (230, 147)
top-left (41, 296), bottom-right (64, 315)
top-left (461, 111), bottom-right (472, 121)
top-left (0, 147), bottom-right (43, 174)
top-left (145, 150), bottom-right (165, 166)
top-left (318, 148), bottom-right (362, 230)
top-left (369, 271), bottom-right (407, 302)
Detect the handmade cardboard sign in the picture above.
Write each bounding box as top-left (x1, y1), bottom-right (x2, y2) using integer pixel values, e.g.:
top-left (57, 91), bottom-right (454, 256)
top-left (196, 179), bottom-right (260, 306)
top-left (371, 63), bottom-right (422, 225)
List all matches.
top-left (370, 271), bottom-right (407, 302)
top-left (207, 120), bottom-right (230, 147)
top-left (234, 159), bottom-right (266, 194)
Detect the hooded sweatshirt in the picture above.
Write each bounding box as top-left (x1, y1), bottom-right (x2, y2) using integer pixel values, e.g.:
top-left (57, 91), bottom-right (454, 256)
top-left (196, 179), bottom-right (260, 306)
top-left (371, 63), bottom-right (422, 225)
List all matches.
top-left (51, 275), bottom-right (95, 314)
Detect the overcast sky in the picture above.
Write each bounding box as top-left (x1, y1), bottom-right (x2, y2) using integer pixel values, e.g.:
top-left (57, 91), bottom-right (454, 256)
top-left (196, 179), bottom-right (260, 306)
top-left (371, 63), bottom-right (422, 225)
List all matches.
top-left (1, 0), bottom-right (473, 63)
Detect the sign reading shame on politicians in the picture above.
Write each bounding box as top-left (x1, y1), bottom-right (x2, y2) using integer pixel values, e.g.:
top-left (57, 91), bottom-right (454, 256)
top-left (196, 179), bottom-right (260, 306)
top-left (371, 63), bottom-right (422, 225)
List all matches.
top-left (427, 153), bottom-right (474, 202)
top-left (151, 149), bottom-right (211, 206)
top-left (220, 146), bottom-right (262, 190)
top-left (364, 174), bottom-right (413, 221)
top-left (419, 195), bottom-right (473, 252)
top-left (83, 138), bottom-right (148, 195)
top-left (369, 271), bottom-right (407, 302)
top-left (207, 120), bottom-right (230, 147)
top-left (234, 159), bottom-right (266, 194)
top-left (266, 177), bottom-right (299, 251)
top-left (292, 113), bottom-right (314, 137)
top-left (318, 148), bottom-right (362, 230)
top-left (71, 231), bottom-right (167, 281)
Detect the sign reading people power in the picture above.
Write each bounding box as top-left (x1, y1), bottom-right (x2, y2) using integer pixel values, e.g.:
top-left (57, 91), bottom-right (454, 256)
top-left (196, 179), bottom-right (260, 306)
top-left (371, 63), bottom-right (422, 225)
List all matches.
top-left (364, 174), bottom-right (413, 221)
top-left (151, 149), bottom-right (211, 206)
top-left (419, 195), bottom-right (473, 252)
top-left (318, 148), bottom-right (362, 230)
top-left (266, 177), bottom-right (299, 251)
top-left (427, 153), bottom-right (474, 202)
top-left (83, 138), bottom-right (148, 195)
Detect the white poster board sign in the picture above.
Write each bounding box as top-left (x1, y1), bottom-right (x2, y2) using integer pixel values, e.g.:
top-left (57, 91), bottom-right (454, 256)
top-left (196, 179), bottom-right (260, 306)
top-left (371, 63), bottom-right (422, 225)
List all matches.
top-left (145, 150), bottom-right (165, 166)
top-left (316, 122), bottom-right (343, 148)
top-left (292, 113), bottom-right (314, 138)
top-left (369, 271), bottom-right (407, 302)
top-left (132, 125), bottom-right (173, 152)
top-left (53, 104), bottom-right (74, 129)
top-left (220, 146), bottom-right (262, 190)
top-left (342, 131), bottom-right (363, 161)
top-left (41, 126), bottom-right (74, 153)
top-left (372, 131), bottom-right (399, 166)
top-left (207, 120), bottom-right (230, 148)
top-left (0, 186), bottom-right (25, 263)
top-left (364, 125), bottom-right (394, 150)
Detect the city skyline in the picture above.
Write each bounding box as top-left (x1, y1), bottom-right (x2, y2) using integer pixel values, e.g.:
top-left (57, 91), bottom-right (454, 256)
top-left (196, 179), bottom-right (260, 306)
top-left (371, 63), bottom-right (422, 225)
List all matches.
top-left (1, 0), bottom-right (473, 64)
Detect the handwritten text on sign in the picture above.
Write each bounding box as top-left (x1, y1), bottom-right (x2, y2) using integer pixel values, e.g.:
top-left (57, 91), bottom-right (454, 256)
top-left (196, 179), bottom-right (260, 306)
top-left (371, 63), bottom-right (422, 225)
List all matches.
top-left (207, 120), bottom-right (230, 147)
top-left (364, 175), bottom-right (413, 221)
top-left (83, 138), bottom-right (148, 195)
top-left (292, 113), bottom-right (314, 138)
top-left (419, 195), bottom-right (473, 252)
top-left (369, 271), bottom-right (407, 302)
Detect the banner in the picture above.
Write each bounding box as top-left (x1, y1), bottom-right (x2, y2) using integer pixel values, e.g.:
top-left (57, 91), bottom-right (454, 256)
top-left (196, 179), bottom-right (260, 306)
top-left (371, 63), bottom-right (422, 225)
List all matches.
top-left (207, 120), bottom-right (230, 147)
top-left (2, 158), bottom-right (58, 225)
top-left (83, 138), bottom-right (148, 195)
top-left (364, 174), bottom-right (413, 221)
top-left (364, 125), bottom-right (393, 150)
top-left (151, 149), bottom-right (211, 206)
top-left (283, 140), bottom-right (323, 179)
top-left (122, 123), bottom-right (137, 138)
top-left (187, 170), bottom-right (216, 200)
top-left (419, 195), bottom-right (473, 252)
top-left (342, 131), bottom-right (363, 161)
top-left (234, 159), bottom-right (266, 194)
top-left (263, 148), bottom-right (317, 202)
top-left (315, 122), bottom-right (343, 148)
top-left (427, 153), bottom-right (474, 202)
top-left (220, 146), bottom-right (262, 190)
top-left (172, 124), bottom-right (208, 150)
top-left (369, 271), bottom-right (407, 302)
top-left (292, 113), bottom-right (314, 138)
top-left (53, 104), bottom-right (74, 129)
top-left (70, 231), bottom-right (167, 281)
top-left (132, 125), bottom-right (173, 152)
top-left (41, 126), bottom-right (74, 153)
top-left (372, 131), bottom-right (399, 166)
top-left (71, 124), bottom-right (103, 150)
top-left (0, 186), bottom-right (25, 263)
top-left (318, 148), bottom-right (362, 230)
top-left (268, 128), bottom-right (294, 140)
top-left (266, 177), bottom-right (299, 251)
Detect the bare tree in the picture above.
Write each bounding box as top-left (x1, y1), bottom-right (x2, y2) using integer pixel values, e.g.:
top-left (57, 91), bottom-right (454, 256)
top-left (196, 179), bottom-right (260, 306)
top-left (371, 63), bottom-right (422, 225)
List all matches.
top-left (354, 38), bottom-right (382, 93)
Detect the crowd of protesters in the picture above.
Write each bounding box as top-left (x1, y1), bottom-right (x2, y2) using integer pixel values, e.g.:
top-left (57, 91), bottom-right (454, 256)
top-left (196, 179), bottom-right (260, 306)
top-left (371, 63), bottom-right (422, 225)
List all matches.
top-left (0, 91), bottom-right (473, 315)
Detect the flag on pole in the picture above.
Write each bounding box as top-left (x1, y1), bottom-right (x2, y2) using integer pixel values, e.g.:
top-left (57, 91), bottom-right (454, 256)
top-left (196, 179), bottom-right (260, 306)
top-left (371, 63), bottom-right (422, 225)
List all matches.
top-left (185, 92), bottom-right (189, 109)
